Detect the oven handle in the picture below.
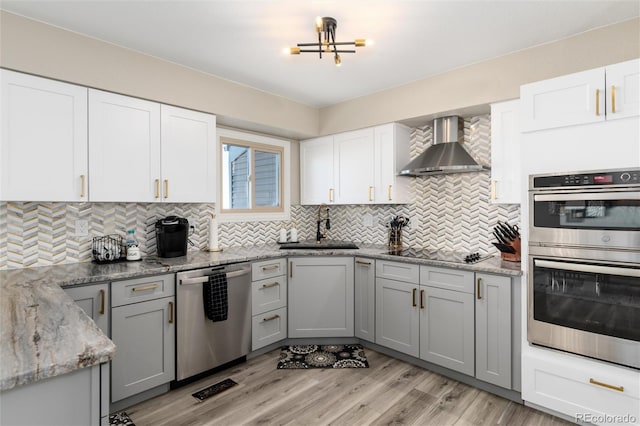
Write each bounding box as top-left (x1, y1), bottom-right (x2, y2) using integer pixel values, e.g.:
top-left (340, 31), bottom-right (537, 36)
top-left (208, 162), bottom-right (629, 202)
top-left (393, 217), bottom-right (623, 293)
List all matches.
top-left (535, 259), bottom-right (640, 278)
top-left (534, 192), bottom-right (640, 202)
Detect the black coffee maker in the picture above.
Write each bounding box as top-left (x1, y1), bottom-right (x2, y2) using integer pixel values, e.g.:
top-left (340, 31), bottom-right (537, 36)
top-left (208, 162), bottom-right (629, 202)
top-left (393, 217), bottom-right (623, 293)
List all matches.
top-left (155, 216), bottom-right (189, 258)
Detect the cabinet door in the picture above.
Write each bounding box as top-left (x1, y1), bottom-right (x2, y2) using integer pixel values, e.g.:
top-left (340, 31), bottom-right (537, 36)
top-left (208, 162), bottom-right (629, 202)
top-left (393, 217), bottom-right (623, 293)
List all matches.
top-left (88, 89), bottom-right (160, 202)
top-left (65, 283), bottom-right (109, 336)
top-left (160, 105), bottom-right (216, 202)
top-left (475, 273), bottom-right (511, 388)
top-left (333, 128), bottom-right (375, 204)
top-left (288, 257), bottom-right (354, 337)
top-left (354, 257), bottom-right (375, 342)
top-left (375, 277), bottom-right (419, 357)
top-left (0, 70), bottom-right (88, 202)
top-left (490, 100), bottom-right (521, 204)
top-left (606, 58), bottom-right (640, 121)
top-left (420, 285), bottom-right (474, 376)
top-left (300, 136), bottom-right (334, 204)
top-left (111, 297), bottom-right (175, 402)
top-left (374, 124), bottom-right (411, 204)
top-left (520, 67), bottom-right (605, 132)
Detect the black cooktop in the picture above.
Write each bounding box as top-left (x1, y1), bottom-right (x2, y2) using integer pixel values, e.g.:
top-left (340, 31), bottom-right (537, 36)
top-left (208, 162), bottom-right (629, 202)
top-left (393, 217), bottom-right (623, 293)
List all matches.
top-left (382, 248), bottom-right (485, 264)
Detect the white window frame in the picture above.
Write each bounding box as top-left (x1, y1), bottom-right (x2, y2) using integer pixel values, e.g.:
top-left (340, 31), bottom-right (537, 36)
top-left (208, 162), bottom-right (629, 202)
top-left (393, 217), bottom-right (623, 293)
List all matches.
top-left (217, 127), bottom-right (291, 223)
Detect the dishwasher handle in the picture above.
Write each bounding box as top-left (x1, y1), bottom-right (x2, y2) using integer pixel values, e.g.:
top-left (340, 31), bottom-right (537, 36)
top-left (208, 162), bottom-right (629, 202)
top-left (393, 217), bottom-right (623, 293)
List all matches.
top-left (179, 266), bottom-right (250, 285)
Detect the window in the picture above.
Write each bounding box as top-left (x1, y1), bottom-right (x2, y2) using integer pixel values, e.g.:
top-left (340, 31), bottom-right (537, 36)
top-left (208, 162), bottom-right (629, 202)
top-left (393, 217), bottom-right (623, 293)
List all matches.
top-left (217, 128), bottom-right (291, 222)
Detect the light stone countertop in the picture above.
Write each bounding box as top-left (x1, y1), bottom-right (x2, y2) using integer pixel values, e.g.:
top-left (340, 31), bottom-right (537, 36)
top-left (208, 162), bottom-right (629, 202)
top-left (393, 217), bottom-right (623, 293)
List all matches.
top-left (0, 242), bottom-right (521, 391)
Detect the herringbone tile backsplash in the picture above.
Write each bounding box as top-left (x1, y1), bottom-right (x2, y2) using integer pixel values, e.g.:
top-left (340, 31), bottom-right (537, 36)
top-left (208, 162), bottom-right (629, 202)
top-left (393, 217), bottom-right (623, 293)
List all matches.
top-left (0, 115), bottom-right (520, 269)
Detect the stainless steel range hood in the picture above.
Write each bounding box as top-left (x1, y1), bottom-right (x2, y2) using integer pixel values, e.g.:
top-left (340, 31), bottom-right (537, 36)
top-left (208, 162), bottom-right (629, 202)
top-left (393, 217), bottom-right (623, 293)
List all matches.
top-left (399, 116), bottom-right (488, 176)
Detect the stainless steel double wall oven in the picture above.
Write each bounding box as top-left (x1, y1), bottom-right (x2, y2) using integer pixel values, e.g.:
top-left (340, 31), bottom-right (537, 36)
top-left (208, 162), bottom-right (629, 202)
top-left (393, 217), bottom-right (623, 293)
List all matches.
top-left (528, 168), bottom-right (640, 369)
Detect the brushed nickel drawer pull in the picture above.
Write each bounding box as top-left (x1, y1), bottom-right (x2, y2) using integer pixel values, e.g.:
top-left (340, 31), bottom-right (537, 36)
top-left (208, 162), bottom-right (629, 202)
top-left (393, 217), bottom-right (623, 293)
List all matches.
top-left (595, 89), bottom-right (600, 116)
top-left (164, 179), bottom-right (169, 199)
top-left (261, 281), bottom-right (280, 289)
top-left (412, 288), bottom-right (417, 307)
top-left (290, 261), bottom-right (293, 278)
top-left (420, 289), bottom-right (425, 309)
top-left (263, 314), bottom-right (280, 322)
top-left (368, 186), bottom-right (373, 202)
top-left (261, 264), bottom-right (279, 271)
top-left (329, 188), bottom-right (334, 202)
top-left (99, 289), bottom-right (105, 315)
top-left (132, 284), bottom-right (159, 292)
top-left (155, 179), bottom-right (160, 199)
top-left (589, 378), bottom-right (624, 392)
top-left (477, 278), bottom-right (482, 300)
top-left (387, 185), bottom-right (392, 201)
top-left (168, 301), bottom-right (174, 324)
top-left (611, 85), bottom-right (616, 114)
top-left (80, 175), bottom-right (86, 198)
top-left (355, 260), bottom-right (371, 266)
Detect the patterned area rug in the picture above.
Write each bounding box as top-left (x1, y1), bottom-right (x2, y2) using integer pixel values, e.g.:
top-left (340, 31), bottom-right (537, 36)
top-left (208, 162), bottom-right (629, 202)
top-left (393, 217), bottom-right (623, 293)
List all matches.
top-left (109, 412), bottom-right (135, 426)
top-left (277, 344), bottom-right (369, 369)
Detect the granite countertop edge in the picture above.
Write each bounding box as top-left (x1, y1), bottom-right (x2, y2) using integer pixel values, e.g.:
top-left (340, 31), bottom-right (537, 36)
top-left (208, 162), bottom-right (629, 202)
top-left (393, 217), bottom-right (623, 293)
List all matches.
top-left (0, 243), bottom-right (521, 391)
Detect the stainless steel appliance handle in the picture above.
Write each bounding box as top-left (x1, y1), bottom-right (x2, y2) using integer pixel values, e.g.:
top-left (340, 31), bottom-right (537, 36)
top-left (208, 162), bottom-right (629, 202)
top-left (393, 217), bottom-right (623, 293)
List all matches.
top-left (534, 192), bottom-right (640, 202)
top-left (179, 266), bottom-right (251, 285)
top-left (535, 259), bottom-right (640, 278)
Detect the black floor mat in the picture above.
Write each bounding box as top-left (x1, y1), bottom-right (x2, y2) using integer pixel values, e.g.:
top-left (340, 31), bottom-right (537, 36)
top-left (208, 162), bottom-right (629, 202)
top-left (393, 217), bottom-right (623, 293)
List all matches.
top-left (192, 378), bottom-right (238, 401)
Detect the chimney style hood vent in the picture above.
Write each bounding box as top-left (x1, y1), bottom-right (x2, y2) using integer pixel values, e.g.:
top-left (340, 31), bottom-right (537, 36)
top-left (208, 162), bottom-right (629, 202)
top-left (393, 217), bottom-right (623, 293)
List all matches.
top-left (399, 116), bottom-right (488, 176)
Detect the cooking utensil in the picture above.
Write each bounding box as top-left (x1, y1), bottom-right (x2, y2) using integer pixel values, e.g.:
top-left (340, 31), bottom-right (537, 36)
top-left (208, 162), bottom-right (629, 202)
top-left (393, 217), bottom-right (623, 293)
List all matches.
top-left (492, 242), bottom-right (516, 254)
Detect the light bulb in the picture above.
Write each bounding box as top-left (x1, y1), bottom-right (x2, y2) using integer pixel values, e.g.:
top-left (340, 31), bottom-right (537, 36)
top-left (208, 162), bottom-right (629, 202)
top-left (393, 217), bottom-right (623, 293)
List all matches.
top-left (289, 47), bottom-right (301, 55)
top-left (315, 16), bottom-right (322, 32)
top-left (334, 54), bottom-right (341, 66)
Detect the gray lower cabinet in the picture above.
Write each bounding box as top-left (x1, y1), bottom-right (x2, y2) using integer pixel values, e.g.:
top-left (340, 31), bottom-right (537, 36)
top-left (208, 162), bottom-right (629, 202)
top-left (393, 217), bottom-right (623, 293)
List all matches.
top-left (475, 272), bottom-right (512, 388)
top-left (375, 261), bottom-right (420, 357)
top-left (110, 274), bottom-right (175, 403)
top-left (288, 257), bottom-right (354, 338)
top-left (354, 257), bottom-right (375, 342)
top-left (251, 258), bottom-right (288, 350)
top-left (64, 282), bottom-right (110, 425)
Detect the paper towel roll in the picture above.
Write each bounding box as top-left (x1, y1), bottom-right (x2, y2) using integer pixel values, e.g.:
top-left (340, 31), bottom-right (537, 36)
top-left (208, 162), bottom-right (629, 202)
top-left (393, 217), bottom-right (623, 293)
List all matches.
top-left (208, 215), bottom-right (220, 251)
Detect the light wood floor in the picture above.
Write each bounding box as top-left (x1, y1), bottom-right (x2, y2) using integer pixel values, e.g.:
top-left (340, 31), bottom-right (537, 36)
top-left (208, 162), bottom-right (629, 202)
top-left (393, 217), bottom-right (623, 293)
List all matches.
top-left (126, 348), bottom-right (573, 426)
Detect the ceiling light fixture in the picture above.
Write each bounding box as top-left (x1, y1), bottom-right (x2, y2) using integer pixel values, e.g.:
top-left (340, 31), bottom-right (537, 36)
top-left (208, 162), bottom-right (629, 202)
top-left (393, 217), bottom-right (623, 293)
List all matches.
top-left (289, 17), bottom-right (370, 66)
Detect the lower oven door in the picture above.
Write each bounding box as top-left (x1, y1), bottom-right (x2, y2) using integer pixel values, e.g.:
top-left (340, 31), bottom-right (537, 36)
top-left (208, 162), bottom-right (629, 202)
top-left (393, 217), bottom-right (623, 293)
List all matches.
top-left (528, 250), bottom-right (640, 369)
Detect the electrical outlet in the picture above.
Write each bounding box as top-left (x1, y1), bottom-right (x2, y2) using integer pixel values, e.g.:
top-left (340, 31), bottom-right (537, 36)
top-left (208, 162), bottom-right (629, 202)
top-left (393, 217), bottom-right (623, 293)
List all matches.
top-left (362, 213), bottom-right (373, 227)
top-left (75, 220), bottom-right (89, 237)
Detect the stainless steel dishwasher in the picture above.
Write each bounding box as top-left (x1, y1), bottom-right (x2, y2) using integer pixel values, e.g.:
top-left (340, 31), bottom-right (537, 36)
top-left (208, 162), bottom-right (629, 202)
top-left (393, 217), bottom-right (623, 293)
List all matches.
top-left (175, 262), bottom-right (251, 381)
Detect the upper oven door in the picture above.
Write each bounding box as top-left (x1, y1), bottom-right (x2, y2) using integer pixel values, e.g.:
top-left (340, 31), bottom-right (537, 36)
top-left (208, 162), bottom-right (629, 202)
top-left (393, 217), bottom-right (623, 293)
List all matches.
top-left (529, 189), bottom-right (640, 249)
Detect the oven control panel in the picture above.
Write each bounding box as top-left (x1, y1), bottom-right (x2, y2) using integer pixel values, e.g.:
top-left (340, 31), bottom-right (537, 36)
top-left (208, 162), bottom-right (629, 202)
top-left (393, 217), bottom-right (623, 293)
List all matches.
top-left (533, 169), bottom-right (640, 188)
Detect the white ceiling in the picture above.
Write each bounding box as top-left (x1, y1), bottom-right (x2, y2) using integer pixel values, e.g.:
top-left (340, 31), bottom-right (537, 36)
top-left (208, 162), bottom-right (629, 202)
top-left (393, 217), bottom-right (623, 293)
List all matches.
top-left (1, 0), bottom-right (639, 108)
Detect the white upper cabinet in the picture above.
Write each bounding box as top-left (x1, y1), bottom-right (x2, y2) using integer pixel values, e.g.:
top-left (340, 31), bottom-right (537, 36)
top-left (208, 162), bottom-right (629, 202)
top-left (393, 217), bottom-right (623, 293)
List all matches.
top-left (300, 123), bottom-right (411, 205)
top-left (375, 123), bottom-right (411, 204)
top-left (334, 128), bottom-right (375, 204)
top-left (1, 69), bottom-right (88, 202)
top-left (490, 100), bottom-right (521, 204)
top-left (89, 89), bottom-right (160, 202)
top-left (160, 105), bottom-right (216, 203)
top-left (300, 136), bottom-right (334, 204)
top-left (521, 58), bottom-right (639, 132)
top-left (89, 90), bottom-right (216, 202)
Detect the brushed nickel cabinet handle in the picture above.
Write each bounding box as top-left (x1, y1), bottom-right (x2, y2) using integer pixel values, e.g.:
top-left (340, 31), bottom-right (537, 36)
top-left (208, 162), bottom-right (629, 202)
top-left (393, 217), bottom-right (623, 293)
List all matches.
top-left (263, 314), bottom-right (280, 322)
top-left (355, 260), bottom-right (371, 266)
top-left (155, 179), bottom-right (160, 199)
top-left (387, 185), bottom-right (392, 201)
top-left (99, 289), bottom-right (105, 315)
top-left (420, 289), bottom-right (425, 309)
top-left (290, 261), bottom-right (293, 278)
top-left (328, 188), bottom-right (334, 202)
top-left (164, 179), bottom-right (169, 199)
top-left (589, 378), bottom-right (624, 392)
top-left (132, 284), bottom-right (159, 292)
top-left (477, 278), bottom-right (482, 300)
top-left (611, 85), bottom-right (616, 114)
top-left (368, 186), bottom-right (373, 202)
top-left (261, 281), bottom-right (280, 289)
top-left (80, 175), bottom-right (86, 198)
top-left (595, 89), bottom-right (600, 116)
top-left (261, 264), bottom-right (279, 271)
top-left (412, 288), bottom-right (417, 307)
top-left (168, 301), bottom-right (174, 324)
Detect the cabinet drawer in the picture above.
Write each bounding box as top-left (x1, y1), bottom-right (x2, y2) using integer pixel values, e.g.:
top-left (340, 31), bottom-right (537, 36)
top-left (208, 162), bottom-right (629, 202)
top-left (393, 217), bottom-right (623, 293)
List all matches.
top-left (376, 260), bottom-right (419, 284)
top-left (420, 266), bottom-right (474, 294)
top-left (112, 274), bottom-right (175, 307)
top-left (252, 258), bottom-right (287, 281)
top-left (252, 276), bottom-right (287, 316)
top-left (252, 307), bottom-right (287, 351)
top-left (523, 349), bottom-right (640, 424)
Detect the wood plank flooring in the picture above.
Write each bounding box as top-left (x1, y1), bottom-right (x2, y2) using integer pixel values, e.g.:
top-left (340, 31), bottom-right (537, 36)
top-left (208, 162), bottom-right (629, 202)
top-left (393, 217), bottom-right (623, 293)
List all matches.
top-left (125, 348), bottom-right (573, 426)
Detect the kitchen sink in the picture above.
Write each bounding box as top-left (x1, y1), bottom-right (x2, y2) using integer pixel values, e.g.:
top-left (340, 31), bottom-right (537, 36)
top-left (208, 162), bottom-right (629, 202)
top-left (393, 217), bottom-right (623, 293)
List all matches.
top-left (279, 240), bottom-right (359, 250)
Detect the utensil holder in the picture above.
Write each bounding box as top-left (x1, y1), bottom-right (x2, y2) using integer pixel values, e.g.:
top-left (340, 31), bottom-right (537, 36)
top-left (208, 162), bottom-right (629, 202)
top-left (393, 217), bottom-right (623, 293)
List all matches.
top-left (388, 228), bottom-right (403, 250)
top-left (501, 237), bottom-right (521, 262)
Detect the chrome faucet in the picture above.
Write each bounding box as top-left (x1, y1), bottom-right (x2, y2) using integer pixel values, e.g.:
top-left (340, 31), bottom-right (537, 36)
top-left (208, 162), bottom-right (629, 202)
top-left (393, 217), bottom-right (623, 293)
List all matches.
top-left (316, 204), bottom-right (331, 242)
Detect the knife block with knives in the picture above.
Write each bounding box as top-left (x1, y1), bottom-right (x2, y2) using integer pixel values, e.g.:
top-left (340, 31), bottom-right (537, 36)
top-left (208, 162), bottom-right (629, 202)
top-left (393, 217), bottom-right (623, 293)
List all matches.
top-left (492, 221), bottom-right (521, 262)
